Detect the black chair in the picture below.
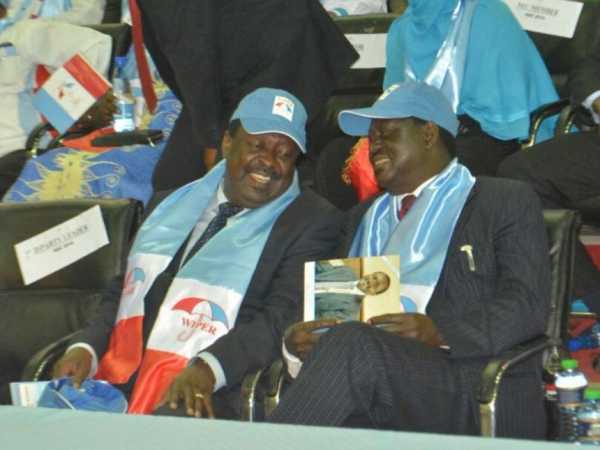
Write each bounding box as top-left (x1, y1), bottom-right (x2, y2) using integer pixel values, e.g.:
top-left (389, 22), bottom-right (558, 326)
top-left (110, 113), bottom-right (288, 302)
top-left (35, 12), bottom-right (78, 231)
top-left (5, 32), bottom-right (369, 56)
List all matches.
top-left (0, 199), bottom-right (142, 401)
top-left (527, 0), bottom-right (600, 98)
top-left (240, 209), bottom-right (580, 440)
top-left (478, 209), bottom-right (580, 437)
top-left (307, 13), bottom-right (399, 157)
top-left (522, 0), bottom-right (600, 147)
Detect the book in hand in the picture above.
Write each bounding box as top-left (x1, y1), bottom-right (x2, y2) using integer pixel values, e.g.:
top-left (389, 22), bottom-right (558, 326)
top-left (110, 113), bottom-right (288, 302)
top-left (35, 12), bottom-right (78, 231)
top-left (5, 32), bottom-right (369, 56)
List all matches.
top-left (32, 53), bottom-right (111, 134)
top-left (304, 255), bottom-right (402, 323)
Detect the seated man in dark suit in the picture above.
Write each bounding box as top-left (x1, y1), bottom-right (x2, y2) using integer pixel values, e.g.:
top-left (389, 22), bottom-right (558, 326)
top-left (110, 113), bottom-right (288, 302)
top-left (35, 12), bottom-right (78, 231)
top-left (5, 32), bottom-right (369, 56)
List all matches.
top-left (271, 81), bottom-right (550, 438)
top-left (498, 53), bottom-right (600, 313)
top-left (52, 88), bottom-right (340, 418)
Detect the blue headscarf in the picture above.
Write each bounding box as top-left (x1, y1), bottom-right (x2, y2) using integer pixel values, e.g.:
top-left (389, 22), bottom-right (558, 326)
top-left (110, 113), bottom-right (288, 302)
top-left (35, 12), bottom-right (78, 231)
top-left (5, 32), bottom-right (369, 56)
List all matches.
top-left (384, 0), bottom-right (558, 142)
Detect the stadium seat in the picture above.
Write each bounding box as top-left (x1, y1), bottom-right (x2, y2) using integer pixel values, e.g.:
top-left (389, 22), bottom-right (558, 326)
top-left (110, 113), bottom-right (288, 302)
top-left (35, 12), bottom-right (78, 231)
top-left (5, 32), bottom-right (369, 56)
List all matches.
top-left (0, 198), bottom-right (142, 403)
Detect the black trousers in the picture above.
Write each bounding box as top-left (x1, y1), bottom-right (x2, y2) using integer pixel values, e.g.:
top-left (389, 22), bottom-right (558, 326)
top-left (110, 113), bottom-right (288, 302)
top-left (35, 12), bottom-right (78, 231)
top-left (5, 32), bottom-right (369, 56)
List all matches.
top-left (270, 322), bottom-right (477, 434)
top-left (498, 131), bottom-right (600, 312)
top-left (270, 322), bottom-right (545, 438)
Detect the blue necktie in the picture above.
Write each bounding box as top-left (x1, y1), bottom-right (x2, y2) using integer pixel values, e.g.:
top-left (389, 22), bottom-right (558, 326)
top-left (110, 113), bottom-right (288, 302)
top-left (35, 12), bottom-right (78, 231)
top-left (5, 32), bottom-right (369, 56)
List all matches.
top-left (182, 202), bottom-right (243, 265)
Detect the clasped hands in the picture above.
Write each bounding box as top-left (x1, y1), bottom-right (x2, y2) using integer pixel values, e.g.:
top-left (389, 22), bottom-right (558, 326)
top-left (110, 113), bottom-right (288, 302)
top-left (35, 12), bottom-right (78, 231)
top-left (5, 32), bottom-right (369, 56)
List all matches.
top-left (285, 313), bottom-right (445, 361)
top-left (53, 349), bottom-right (216, 418)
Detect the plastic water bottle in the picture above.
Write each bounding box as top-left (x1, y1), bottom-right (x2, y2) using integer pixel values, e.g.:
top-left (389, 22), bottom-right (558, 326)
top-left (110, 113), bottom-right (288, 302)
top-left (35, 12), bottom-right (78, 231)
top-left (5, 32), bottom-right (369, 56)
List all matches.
top-left (556, 359), bottom-right (588, 441)
top-left (578, 389), bottom-right (600, 445)
top-left (569, 324), bottom-right (600, 352)
top-left (112, 56), bottom-right (135, 132)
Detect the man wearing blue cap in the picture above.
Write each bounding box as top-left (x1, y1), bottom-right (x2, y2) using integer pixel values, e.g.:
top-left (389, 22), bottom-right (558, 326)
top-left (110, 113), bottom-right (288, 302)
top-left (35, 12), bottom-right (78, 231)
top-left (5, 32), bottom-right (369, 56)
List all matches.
top-left (53, 88), bottom-right (340, 418)
top-left (271, 81), bottom-right (550, 438)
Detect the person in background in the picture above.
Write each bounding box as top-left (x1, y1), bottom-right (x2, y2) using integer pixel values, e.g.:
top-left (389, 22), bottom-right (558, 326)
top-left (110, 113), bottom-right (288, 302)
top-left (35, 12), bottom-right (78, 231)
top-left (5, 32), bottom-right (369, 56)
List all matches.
top-left (271, 81), bottom-right (550, 439)
top-left (0, 0), bottom-right (105, 28)
top-left (498, 53), bottom-right (600, 314)
top-left (136, 0), bottom-right (358, 191)
top-left (0, 19), bottom-right (112, 196)
top-left (315, 261), bottom-right (391, 321)
top-left (52, 88), bottom-right (340, 419)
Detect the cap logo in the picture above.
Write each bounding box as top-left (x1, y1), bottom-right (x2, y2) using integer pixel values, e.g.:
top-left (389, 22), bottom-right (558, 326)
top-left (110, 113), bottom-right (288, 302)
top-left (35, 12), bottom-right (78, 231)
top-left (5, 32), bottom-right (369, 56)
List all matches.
top-left (272, 96), bottom-right (295, 122)
top-left (378, 84), bottom-right (400, 101)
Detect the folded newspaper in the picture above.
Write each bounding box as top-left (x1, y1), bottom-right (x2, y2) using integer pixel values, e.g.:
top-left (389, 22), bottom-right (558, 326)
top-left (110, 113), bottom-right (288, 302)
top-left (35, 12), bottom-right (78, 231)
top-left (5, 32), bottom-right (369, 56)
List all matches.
top-left (304, 255), bottom-right (401, 322)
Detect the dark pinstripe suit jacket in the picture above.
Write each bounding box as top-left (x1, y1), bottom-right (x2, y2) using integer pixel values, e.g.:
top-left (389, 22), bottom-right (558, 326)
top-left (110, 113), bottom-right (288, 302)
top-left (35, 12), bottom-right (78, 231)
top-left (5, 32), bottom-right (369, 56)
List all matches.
top-left (338, 176), bottom-right (551, 433)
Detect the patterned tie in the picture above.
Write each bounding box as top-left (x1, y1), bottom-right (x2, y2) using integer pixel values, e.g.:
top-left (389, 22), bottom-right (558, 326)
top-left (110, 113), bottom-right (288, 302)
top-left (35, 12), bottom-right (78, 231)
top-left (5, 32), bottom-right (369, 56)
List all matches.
top-left (397, 194), bottom-right (416, 220)
top-left (182, 202), bottom-right (243, 265)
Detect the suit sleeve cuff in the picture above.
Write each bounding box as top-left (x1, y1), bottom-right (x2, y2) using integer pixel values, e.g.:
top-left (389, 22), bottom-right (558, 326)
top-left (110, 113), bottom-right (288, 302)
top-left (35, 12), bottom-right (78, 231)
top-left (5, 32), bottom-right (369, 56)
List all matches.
top-left (582, 90), bottom-right (600, 124)
top-left (66, 343), bottom-right (98, 377)
top-left (282, 340), bottom-right (302, 379)
top-left (196, 352), bottom-right (227, 392)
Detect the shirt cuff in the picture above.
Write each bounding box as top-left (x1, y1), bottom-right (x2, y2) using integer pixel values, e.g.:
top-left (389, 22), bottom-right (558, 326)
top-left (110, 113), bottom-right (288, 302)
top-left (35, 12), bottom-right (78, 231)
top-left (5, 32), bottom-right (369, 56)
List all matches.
top-left (582, 90), bottom-right (600, 124)
top-left (196, 352), bottom-right (227, 392)
top-left (282, 340), bottom-right (303, 379)
top-left (66, 343), bottom-right (98, 377)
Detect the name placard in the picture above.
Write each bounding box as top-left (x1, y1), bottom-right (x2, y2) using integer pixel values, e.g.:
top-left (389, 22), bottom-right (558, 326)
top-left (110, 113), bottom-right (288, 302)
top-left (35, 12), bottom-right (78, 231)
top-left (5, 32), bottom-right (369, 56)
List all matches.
top-left (503, 0), bottom-right (583, 38)
top-left (346, 33), bottom-right (388, 69)
top-left (15, 205), bottom-right (109, 285)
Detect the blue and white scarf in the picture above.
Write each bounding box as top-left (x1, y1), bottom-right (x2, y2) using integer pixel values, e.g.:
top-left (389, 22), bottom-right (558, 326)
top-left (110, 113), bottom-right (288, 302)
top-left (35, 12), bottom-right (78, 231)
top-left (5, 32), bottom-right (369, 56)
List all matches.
top-left (350, 159), bottom-right (475, 313)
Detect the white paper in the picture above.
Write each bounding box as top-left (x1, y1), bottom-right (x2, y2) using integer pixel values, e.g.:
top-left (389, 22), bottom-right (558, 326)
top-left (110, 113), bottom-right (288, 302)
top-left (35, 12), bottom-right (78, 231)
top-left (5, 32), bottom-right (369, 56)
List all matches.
top-left (15, 205), bottom-right (109, 285)
top-left (503, 0), bottom-right (583, 38)
top-left (10, 381), bottom-right (50, 407)
top-left (303, 261), bottom-right (316, 321)
top-left (346, 33), bottom-right (388, 69)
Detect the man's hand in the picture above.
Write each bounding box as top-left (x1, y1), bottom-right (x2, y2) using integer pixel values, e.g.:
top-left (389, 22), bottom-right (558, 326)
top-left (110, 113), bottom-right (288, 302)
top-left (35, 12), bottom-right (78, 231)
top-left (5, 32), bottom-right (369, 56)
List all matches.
top-left (52, 347), bottom-right (93, 388)
top-left (368, 313), bottom-right (446, 347)
top-left (284, 319), bottom-right (341, 361)
top-left (161, 360), bottom-right (216, 418)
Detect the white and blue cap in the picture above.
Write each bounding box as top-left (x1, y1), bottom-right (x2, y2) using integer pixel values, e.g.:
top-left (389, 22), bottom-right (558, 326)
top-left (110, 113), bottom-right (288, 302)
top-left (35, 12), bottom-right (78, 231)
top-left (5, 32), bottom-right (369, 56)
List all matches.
top-left (230, 88), bottom-right (307, 153)
top-left (338, 81), bottom-right (460, 137)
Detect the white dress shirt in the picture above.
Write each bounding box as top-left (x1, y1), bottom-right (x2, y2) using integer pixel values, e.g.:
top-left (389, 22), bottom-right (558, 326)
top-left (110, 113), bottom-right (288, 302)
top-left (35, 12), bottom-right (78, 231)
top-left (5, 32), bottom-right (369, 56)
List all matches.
top-left (0, 19), bottom-right (111, 156)
top-left (583, 91), bottom-right (600, 124)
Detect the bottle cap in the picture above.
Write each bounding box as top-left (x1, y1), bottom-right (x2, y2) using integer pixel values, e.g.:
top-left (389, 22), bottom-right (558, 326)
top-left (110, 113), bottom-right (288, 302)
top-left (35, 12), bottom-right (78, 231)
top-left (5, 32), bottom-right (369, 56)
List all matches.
top-left (585, 388), bottom-right (600, 400)
top-left (568, 339), bottom-right (584, 352)
top-left (561, 359), bottom-right (579, 370)
top-left (115, 56), bottom-right (127, 69)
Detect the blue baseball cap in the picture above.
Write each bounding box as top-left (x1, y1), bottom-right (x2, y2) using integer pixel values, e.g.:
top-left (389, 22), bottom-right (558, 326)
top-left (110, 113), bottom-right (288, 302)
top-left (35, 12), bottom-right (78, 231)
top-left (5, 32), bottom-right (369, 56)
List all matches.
top-left (230, 88), bottom-right (307, 153)
top-left (338, 81), bottom-right (459, 137)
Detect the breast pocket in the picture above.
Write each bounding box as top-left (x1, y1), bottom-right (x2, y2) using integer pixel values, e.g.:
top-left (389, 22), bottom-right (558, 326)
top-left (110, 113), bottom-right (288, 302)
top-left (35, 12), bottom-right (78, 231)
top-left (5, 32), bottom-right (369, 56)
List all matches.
top-left (442, 242), bottom-right (496, 312)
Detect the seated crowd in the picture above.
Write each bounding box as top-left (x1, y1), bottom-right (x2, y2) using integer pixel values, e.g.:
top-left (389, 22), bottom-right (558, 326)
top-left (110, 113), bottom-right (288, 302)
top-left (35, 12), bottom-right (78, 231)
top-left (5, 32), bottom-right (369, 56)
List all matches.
top-left (1, 0), bottom-right (600, 442)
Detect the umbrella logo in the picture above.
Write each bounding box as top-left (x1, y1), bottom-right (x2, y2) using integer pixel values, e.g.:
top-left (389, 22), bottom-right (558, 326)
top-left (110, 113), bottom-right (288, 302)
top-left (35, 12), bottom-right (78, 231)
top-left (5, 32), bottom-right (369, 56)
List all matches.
top-left (172, 297), bottom-right (230, 342)
top-left (122, 267), bottom-right (145, 296)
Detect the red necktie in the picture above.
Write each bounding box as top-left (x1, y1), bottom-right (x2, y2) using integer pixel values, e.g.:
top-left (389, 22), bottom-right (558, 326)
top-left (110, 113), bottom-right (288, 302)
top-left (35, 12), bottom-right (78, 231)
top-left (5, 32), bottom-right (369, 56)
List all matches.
top-left (398, 195), bottom-right (416, 220)
top-left (128, 0), bottom-right (157, 113)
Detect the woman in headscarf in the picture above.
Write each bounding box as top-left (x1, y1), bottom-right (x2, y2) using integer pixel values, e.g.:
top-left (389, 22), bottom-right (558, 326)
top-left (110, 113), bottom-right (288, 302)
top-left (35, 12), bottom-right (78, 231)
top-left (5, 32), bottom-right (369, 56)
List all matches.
top-left (344, 0), bottom-right (558, 194)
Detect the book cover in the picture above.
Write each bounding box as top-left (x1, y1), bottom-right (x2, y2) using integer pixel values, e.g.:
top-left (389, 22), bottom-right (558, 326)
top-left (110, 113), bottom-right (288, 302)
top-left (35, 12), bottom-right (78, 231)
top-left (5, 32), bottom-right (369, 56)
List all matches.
top-left (32, 53), bottom-right (111, 134)
top-left (304, 255), bottom-right (401, 322)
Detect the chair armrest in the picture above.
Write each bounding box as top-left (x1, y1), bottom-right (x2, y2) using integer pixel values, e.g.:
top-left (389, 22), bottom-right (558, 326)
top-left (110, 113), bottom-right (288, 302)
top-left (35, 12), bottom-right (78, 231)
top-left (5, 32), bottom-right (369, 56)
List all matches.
top-left (478, 335), bottom-right (550, 437)
top-left (240, 359), bottom-right (287, 422)
top-left (24, 123), bottom-right (55, 156)
top-left (20, 331), bottom-right (80, 382)
top-left (522, 99), bottom-right (570, 149)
